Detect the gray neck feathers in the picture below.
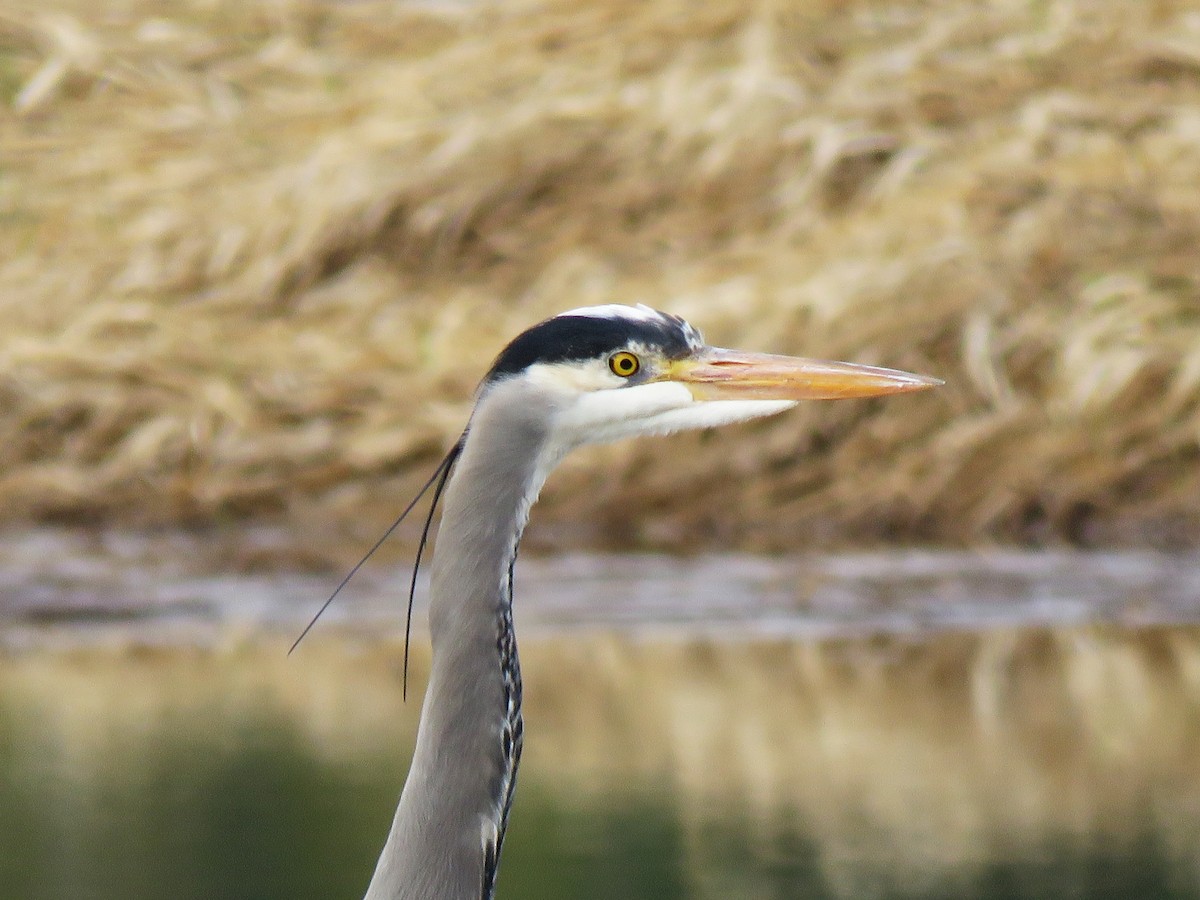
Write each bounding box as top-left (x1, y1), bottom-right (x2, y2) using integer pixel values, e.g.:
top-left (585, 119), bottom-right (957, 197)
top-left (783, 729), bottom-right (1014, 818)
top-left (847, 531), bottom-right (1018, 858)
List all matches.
top-left (364, 381), bottom-right (561, 900)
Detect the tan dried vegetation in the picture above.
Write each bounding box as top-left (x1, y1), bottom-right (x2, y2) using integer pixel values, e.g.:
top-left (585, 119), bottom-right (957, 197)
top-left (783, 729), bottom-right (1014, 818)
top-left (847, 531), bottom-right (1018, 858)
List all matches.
top-left (2, 0), bottom-right (1200, 554)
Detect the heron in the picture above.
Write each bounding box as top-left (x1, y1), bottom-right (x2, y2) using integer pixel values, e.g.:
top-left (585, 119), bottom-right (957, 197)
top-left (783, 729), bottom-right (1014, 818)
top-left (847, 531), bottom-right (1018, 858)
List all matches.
top-left (355, 304), bottom-right (939, 900)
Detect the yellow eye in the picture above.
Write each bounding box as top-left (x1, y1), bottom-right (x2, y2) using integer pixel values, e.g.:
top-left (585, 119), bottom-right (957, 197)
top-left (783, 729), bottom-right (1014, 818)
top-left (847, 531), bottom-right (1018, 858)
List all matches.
top-left (608, 351), bottom-right (640, 378)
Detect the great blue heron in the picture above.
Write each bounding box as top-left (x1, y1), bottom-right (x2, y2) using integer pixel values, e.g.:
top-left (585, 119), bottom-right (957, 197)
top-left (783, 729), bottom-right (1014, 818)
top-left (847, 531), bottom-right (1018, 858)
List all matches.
top-left (356, 304), bottom-right (939, 899)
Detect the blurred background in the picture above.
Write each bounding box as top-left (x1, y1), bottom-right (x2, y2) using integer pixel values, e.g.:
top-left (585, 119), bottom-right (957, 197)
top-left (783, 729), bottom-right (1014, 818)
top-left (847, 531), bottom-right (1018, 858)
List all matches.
top-left (2, 1), bottom-right (1199, 897)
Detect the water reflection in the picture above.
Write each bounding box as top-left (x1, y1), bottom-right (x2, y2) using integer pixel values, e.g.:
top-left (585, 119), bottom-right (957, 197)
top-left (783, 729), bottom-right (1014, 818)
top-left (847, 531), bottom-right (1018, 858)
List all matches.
top-left (0, 715), bottom-right (377, 900)
top-left (2, 627), bottom-right (1198, 898)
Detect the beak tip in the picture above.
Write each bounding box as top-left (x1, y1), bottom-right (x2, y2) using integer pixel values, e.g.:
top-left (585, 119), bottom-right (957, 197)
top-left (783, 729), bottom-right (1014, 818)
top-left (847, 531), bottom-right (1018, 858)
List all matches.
top-left (863, 370), bottom-right (944, 395)
top-left (908, 374), bottom-right (945, 390)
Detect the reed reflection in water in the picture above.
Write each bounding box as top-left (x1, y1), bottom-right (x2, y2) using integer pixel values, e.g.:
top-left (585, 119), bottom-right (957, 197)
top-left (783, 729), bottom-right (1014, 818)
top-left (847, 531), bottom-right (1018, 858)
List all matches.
top-left (1, 626), bottom-right (1198, 899)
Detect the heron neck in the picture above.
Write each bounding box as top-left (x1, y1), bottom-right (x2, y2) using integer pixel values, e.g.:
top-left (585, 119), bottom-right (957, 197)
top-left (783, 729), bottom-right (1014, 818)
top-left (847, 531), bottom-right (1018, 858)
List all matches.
top-left (364, 387), bottom-right (559, 900)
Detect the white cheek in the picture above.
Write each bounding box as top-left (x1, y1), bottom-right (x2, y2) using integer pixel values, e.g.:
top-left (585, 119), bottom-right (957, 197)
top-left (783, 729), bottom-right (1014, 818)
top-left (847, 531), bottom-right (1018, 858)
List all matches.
top-left (552, 382), bottom-right (796, 449)
top-left (554, 381), bottom-right (696, 447)
top-left (637, 399), bottom-right (796, 436)
top-left (524, 361), bottom-right (615, 394)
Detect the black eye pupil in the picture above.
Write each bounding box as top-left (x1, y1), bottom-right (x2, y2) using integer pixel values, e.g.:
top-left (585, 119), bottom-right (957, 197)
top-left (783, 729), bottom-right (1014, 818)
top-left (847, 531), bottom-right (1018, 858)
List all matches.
top-left (611, 354), bottom-right (637, 375)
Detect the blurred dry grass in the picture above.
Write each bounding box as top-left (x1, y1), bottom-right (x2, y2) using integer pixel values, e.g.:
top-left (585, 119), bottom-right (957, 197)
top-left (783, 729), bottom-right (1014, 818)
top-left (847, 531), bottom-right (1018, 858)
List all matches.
top-left (4, 627), bottom-right (1199, 891)
top-left (2, 0), bottom-right (1200, 551)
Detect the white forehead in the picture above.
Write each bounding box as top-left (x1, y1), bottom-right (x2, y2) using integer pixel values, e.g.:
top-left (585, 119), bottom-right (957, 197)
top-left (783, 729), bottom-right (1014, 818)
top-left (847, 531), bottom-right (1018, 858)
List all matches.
top-left (557, 303), bottom-right (664, 323)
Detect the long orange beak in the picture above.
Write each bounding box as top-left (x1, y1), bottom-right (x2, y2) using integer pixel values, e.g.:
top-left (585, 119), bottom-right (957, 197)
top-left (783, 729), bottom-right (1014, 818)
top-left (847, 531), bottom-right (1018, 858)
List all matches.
top-left (667, 348), bottom-right (942, 400)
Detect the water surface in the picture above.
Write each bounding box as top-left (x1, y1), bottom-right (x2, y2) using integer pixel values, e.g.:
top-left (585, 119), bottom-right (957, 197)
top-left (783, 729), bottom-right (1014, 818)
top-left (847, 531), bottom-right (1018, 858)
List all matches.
top-left (1, 531), bottom-right (1199, 899)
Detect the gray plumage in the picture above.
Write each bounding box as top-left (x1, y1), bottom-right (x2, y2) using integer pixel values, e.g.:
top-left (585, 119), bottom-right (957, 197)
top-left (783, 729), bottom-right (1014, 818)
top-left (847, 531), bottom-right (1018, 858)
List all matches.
top-left (366, 378), bottom-right (558, 900)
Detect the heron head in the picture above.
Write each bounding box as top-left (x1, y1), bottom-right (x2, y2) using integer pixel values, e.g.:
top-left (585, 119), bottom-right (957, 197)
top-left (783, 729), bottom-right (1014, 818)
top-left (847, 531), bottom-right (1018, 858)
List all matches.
top-left (289, 306), bottom-right (938, 662)
top-left (476, 304), bottom-right (940, 450)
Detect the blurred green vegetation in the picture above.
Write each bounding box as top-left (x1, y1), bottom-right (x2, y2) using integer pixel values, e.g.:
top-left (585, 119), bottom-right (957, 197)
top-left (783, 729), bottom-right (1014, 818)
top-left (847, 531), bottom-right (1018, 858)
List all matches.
top-left (2, 629), bottom-right (1199, 898)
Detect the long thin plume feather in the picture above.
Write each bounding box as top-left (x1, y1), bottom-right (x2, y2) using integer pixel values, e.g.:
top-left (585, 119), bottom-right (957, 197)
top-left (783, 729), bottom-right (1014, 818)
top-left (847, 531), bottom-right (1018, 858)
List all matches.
top-left (288, 437), bottom-right (464, 656)
top-left (403, 438), bottom-right (461, 699)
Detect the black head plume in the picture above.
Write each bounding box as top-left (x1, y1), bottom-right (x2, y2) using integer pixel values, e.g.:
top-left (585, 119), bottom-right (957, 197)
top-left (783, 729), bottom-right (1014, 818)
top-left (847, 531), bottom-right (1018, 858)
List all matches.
top-left (289, 436), bottom-right (465, 700)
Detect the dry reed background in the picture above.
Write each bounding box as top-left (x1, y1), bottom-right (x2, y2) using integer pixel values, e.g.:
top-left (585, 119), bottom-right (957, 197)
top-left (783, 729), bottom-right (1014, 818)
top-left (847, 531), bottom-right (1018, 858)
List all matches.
top-left (3, 0), bottom-right (1200, 555)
